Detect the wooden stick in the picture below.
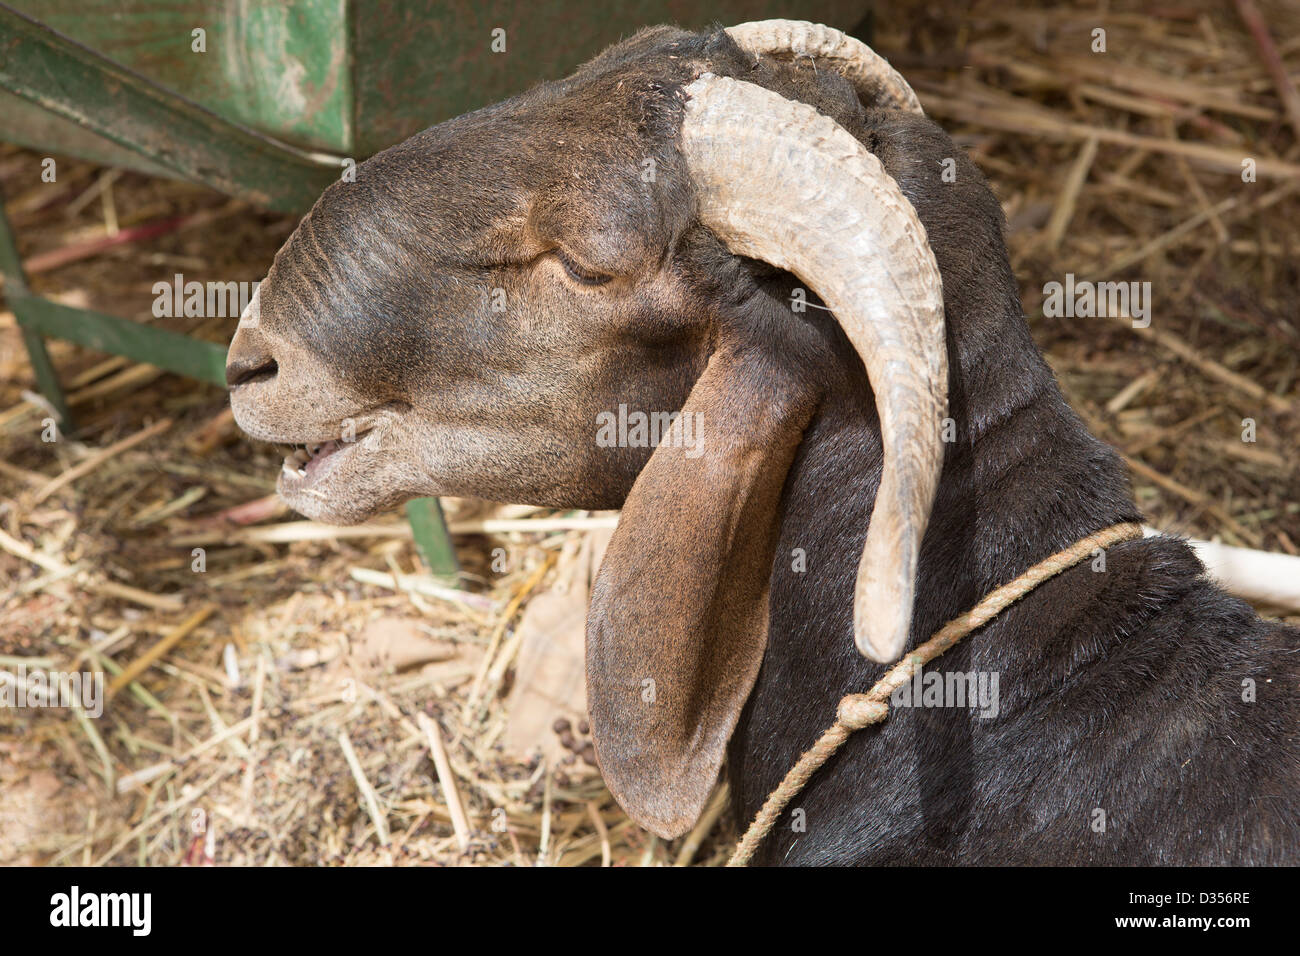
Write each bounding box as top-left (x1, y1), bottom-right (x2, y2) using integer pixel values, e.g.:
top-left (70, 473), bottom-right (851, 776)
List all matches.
top-left (170, 513), bottom-right (619, 548)
top-left (921, 93), bottom-right (1300, 179)
top-left (1045, 134), bottom-right (1098, 249)
top-left (1105, 369), bottom-right (1159, 415)
top-left (1096, 181), bottom-right (1299, 276)
top-left (449, 516), bottom-right (620, 535)
top-left (1123, 456), bottom-right (1260, 547)
top-left (23, 202), bottom-right (241, 274)
top-left (538, 760), bottom-right (554, 863)
top-left (1099, 194), bottom-right (1240, 274)
top-left (0, 526), bottom-right (65, 574)
top-left (115, 716), bottom-right (255, 793)
top-left (676, 783), bottom-right (730, 867)
top-left (0, 459), bottom-right (48, 487)
top-left (586, 800), bottom-right (612, 868)
top-left (0, 527), bottom-right (183, 610)
top-left (965, 49), bottom-right (1277, 121)
top-left (348, 567), bottom-right (495, 611)
top-left (30, 418), bottom-right (172, 505)
top-left (338, 729), bottom-right (391, 847)
top-left (417, 712), bottom-right (471, 853)
top-left (1167, 120), bottom-right (1228, 245)
top-left (107, 605), bottom-right (217, 698)
top-left (1234, 0), bottom-right (1300, 144)
top-left (1121, 320), bottom-right (1295, 414)
top-left (67, 364), bottom-right (164, 408)
top-left (91, 580), bottom-right (184, 612)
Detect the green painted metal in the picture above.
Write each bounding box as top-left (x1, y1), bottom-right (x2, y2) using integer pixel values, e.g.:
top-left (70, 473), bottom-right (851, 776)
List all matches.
top-left (352, 0), bottom-right (866, 154)
top-left (2, 0), bottom-right (352, 154)
top-left (0, 188), bottom-right (28, 295)
top-left (17, 325), bottom-right (70, 424)
top-left (0, 182), bottom-right (72, 423)
top-left (0, 96), bottom-right (179, 177)
top-left (8, 294), bottom-right (229, 386)
top-left (0, 3), bottom-right (346, 212)
top-left (1, 1), bottom-right (864, 164)
top-left (405, 497), bottom-right (460, 578)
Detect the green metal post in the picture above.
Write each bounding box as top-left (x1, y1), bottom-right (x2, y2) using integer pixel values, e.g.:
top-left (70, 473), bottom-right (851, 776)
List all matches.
top-left (406, 497), bottom-right (460, 579)
top-left (0, 186), bottom-right (72, 425)
top-left (16, 326), bottom-right (70, 425)
top-left (13, 296), bottom-right (228, 385)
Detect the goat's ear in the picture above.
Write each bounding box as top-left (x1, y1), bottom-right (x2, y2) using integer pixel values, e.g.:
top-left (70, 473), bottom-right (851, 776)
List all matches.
top-left (586, 345), bottom-right (814, 838)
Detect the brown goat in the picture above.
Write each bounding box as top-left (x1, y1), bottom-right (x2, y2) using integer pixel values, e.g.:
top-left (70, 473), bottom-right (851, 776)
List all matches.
top-left (228, 21), bottom-right (1299, 864)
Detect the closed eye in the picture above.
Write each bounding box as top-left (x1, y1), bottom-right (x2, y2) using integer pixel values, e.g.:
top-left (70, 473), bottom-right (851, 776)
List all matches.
top-left (555, 249), bottom-right (612, 286)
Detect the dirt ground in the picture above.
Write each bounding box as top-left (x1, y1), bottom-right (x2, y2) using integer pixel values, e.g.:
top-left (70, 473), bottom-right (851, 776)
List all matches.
top-left (1, 0), bottom-right (1298, 866)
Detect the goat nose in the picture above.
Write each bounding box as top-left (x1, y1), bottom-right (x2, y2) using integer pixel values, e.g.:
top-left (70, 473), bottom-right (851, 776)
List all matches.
top-left (225, 326), bottom-right (278, 389)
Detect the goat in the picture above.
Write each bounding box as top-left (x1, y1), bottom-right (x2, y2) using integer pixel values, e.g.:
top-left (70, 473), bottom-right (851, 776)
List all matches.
top-left (226, 20), bottom-right (1300, 865)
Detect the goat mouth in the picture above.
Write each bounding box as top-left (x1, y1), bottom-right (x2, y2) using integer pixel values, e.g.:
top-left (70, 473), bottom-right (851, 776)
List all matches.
top-left (278, 429), bottom-right (373, 487)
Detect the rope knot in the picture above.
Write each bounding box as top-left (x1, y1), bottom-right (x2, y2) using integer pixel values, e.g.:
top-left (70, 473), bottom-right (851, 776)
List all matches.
top-left (727, 522), bottom-right (1144, 867)
top-left (836, 694), bottom-right (888, 730)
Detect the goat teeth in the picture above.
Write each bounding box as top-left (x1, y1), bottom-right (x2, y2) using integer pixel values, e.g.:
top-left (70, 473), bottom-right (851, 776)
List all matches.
top-left (282, 447), bottom-right (312, 473)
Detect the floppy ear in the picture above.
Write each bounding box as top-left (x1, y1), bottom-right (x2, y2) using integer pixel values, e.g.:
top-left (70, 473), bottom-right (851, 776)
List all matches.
top-left (586, 343), bottom-right (816, 838)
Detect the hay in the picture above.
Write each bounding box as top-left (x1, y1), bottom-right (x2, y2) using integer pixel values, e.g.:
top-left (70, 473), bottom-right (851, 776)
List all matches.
top-left (1, 0), bottom-right (1297, 867)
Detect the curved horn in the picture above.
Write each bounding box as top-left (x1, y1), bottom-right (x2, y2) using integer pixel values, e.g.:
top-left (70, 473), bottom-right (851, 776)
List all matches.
top-left (725, 19), bottom-right (923, 115)
top-left (680, 74), bottom-right (947, 663)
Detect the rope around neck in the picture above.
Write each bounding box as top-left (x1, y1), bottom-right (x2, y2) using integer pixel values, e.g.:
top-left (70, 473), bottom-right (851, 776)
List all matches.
top-left (726, 521), bottom-right (1144, 867)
